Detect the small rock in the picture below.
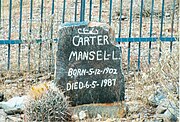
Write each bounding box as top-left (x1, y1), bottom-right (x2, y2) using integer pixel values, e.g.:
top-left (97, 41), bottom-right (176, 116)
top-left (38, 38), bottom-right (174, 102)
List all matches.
top-left (150, 117), bottom-right (164, 122)
top-left (127, 101), bottom-right (144, 113)
top-left (121, 15), bottom-right (128, 21)
top-left (167, 82), bottom-right (177, 93)
top-left (0, 96), bottom-right (28, 115)
top-left (72, 114), bottom-right (79, 121)
top-left (156, 99), bottom-right (170, 114)
top-left (131, 114), bottom-right (140, 119)
top-left (165, 13), bottom-right (171, 18)
top-left (18, 78), bottom-right (24, 82)
top-left (148, 90), bottom-right (166, 107)
top-left (105, 118), bottom-right (116, 122)
top-left (156, 99), bottom-right (178, 122)
top-left (96, 114), bottom-right (102, 120)
top-left (11, 83), bottom-right (18, 87)
top-left (39, 75), bottom-right (51, 81)
top-left (4, 80), bottom-right (13, 84)
top-left (6, 116), bottom-right (22, 122)
top-left (163, 109), bottom-right (178, 122)
top-left (156, 104), bottom-right (167, 114)
top-left (79, 110), bottom-right (87, 120)
top-left (0, 109), bottom-right (6, 121)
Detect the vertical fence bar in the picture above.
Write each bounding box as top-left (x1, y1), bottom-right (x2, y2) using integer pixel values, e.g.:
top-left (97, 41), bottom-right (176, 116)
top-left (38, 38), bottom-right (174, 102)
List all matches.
top-left (28, 0), bottom-right (33, 71)
top-left (80, 0), bottom-right (83, 21)
top-left (127, 0), bottom-right (133, 72)
top-left (8, 0), bottom-right (12, 70)
top-left (170, 0), bottom-right (176, 53)
top-left (83, 0), bottom-right (86, 20)
top-left (137, 0), bottom-right (143, 71)
top-left (148, 0), bottom-right (154, 64)
top-left (159, 0), bottom-right (165, 61)
top-left (50, 0), bottom-right (54, 72)
top-left (118, 0), bottom-right (122, 38)
top-left (74, 0), bottom-right (78, 21)
top-left (62, 0), bottom-right (66, 23)
top-left (80, 0), bottom-right (85, 21)
top-left (38, 0), bottom-right (44, 72)
top-left (89, 0), bottom-right (92, 21)
top-left (99, 0), bottom-right (102, 22)
top-left (18, 0), bottom-right (23, 71)
top-left (51, 0), bottom-right (55, 39)
top-left (109, 0), bottom-right (112, 25)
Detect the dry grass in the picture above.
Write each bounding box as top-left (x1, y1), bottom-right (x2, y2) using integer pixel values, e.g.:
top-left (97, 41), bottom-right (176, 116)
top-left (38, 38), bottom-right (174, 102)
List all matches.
top-left (125, 41), bottom-right (179, 108)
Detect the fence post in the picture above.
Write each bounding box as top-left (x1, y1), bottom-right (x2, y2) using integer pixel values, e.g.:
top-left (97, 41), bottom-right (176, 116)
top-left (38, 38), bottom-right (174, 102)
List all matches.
top-left (89, 0), bottom-right (92, 21)
top-left (118, 0), bottom-right (123, 38)
top-left (127, 0), bottom-right (133, 72)
top-left (49, 0), bottom-right (55, 72)
top-left (109, 0), bottom-right (112, 25)
top-left (80, 0), bottom-right (86, 21)
top-left (137, 0), bottom-right (144, 71)
top-left (159, 0), bottom-right (165, 61)
top-left (18, 0), bottom-right (23, 72)
top-left (8, 0), bottom-right (12, 70)
top-left (28, 0), bottom-right (33, 72)
top-left (38, 0), bottom-right (44, 73)
top-left (148, 0), bottom-right (154, 64)
top-left (99, 0), bottom-right (102, 22)
top-left (170, 0), bottom-right (176, 53)
top-left (62, 0), bottom-right (66, 23)
top-left (74, 0), bottom-right (78, 21)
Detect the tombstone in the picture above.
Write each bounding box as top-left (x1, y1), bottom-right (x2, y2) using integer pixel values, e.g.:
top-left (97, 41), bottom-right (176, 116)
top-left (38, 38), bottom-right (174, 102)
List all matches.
top-left (55, 22), bottom-right (125, 106)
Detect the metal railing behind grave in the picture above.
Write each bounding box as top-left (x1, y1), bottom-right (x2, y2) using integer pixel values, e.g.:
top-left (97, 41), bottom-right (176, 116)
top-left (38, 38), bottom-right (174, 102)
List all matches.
top-left (0, 0), bottom-right (178, 73)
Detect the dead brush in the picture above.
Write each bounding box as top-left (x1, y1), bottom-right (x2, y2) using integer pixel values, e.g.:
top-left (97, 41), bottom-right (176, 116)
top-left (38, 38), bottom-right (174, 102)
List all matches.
top-left (128, 42), bottom-right (179, 106)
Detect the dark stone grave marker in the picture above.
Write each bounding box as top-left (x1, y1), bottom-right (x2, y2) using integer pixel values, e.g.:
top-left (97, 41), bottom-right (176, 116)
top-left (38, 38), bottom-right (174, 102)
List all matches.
top-left (55, 22), bottom-right (125, 106)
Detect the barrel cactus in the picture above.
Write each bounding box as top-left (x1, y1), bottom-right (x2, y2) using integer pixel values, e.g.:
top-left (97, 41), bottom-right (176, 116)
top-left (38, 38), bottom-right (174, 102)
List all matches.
top-left (24, 82), bottom-right (71, 122)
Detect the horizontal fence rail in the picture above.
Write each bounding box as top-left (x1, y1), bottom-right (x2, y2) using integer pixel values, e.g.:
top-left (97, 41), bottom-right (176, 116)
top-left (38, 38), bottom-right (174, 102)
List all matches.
top-left (0, 0), bottom-right (179, 73)
top-left (0, 37), bottom-right (176, 44)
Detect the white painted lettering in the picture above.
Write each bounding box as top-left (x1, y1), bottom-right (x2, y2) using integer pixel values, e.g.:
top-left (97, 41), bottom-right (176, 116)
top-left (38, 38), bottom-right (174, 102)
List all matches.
top-left (104, 51), bottom-right (109, 60)
top-left (74, 82), bottom-right (78, 90)
top-left (103, 35), bottom-right (109, 45)
top-left (67, 83), bottom-right (71, 91)
top-left (72, 36), bottom-right (79, 46)
top-left (79, 82), bottom-right (84, 89)
top-left (97, 35), bottom-right (103, 45)
top-left (89, 51), bottom-right (95, 60)
top-left (97, 50), bottom-right (103, 60)
top-left (112, 50), bottom-right (120, 60)
top-left (89, 36), bottom-right (96, 45)
top-left (84, 37), bottom-right (90, 46)
top-left (83, 52), bottom-right (89, 60)
top-left (68, 68), bottom-right (73, 77)
top-left (69, 51), bottom-right (77, 61)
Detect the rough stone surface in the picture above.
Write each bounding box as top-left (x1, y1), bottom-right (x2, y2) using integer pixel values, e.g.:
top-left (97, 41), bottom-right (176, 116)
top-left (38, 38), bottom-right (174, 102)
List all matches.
top-left (156, 99), bottom-right (179, 122)
top-left (126, 101), bottom-right (144, 113)
top-left (0, 96), bottom-right (27, 115)
top-left (71, 102), bottom-right (127, 118)
top-left (55, 22), bottom-right (125, 105)
top-left (4, 80), bottom-right (13, 84)
top-left (148, 89), bottom-right (166, 107)
top-left (0, 109), bottom-right (6, 122)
